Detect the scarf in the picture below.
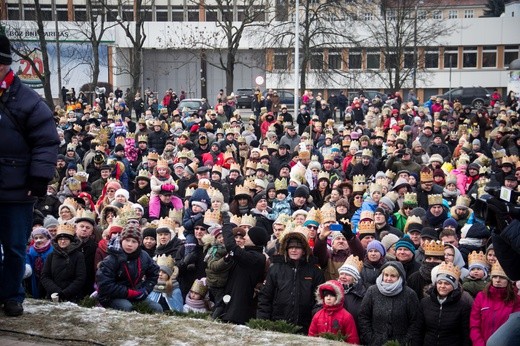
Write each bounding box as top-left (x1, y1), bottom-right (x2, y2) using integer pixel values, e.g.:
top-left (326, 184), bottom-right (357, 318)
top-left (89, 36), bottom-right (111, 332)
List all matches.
top-left (427, 210), bottom-right (448, 227)
top-left (376, 275), bottom-right (403, 296)
top-left (443, 188), bottom-right (459, 198)
top-left (185, 294), bottom-right (208, 310)
top-left (459, 237), bottom-right (485, 248)
top-left (419, 261), bottom-right (438, 281)
top-left (156, 239), bottom-right (177, 256)
top-left (0, 70), bottom-right (14, 95)
top-left (238, 205), bottom-right (250, 216)
top-left (34, 240), bottom-right (52, 279)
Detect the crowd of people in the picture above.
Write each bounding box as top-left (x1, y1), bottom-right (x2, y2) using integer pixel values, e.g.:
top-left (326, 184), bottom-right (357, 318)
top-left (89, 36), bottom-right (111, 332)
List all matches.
top-left (2, 33), bottom-right (520, 343)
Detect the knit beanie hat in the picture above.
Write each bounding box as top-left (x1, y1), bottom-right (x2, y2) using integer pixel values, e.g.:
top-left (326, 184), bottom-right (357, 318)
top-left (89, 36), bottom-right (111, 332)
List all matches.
top-left (121, 225), bottom-right (142, 245)
top-left (253, 192), bottom-right (267, 207)
top-left (105, 180), bottom-right (122, 192)
top-left (0, 35), bottom-right (12, 65)
top-left (115, 188), bottom-right (129, 200)
top-left (43, 215), bottom-right (59, 229)
top-left (142, 227), bottom-right (157, 240)
top-left (443, 218), bottom-right (458, 230)
top-left (190, 188), bottom-right (211, 212)
top-left (338, 263), bottom-right (361, 282)
top-left (379, 196), bottom-right (395, 211)
top-left (367, 240), bottom-right (386, 257)
top-left (381, 233), bottom-right (399, 252)
top-left (437, 272), bottom-right (458, 289)
top-left (395, 235), bottom-right (416, 253)
top-left (114, 144), bottom-right (125, 152)
top-left (31, 227), bottom-right (52, 240)
top-left (247, 226), bottom-right (269, 247)
top-left (293, 185), bottom-right (310, 199)
top-left (468, 263), bottom-right (489, 278)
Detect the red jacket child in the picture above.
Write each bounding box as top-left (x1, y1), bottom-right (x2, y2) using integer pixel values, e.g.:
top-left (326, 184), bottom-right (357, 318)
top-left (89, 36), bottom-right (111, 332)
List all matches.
top-left (308, 280), bottom-right (360, 344)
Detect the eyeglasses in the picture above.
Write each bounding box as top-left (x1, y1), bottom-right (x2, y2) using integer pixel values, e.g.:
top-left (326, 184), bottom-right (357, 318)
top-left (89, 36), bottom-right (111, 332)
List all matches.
top-left (307, 225), bottom-right (318, 230)
top-left (194, 227), bottom-right (207, 231)
top-left (354, 196), bottom-right (363, 199)
top-left (403, 206), bottom-right (413, 210)
top-left (444, 253), bottom-right (454, 257)
top-left (311, 169), bottom-right (319, 172)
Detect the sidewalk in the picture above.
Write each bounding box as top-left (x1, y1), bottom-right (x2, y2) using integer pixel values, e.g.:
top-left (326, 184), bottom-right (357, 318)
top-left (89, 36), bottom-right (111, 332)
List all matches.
top-left (0, 334), bottom-right (61, 346)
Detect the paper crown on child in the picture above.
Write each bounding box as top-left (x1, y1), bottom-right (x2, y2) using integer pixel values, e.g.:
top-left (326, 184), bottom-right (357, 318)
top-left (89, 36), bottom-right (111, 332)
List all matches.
top-left (156, 254), bottom-right (176, 278)
top-left (468, 251), bottom-right (488, 268)
top-left (203, 209), bottom-right (222, 227)
top-left (190, 278), bottom-right (208, 297)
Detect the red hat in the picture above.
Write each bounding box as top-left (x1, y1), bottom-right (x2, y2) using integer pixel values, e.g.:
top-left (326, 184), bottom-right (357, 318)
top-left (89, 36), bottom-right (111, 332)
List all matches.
top-left (391, 109), bottom-right (399, 115)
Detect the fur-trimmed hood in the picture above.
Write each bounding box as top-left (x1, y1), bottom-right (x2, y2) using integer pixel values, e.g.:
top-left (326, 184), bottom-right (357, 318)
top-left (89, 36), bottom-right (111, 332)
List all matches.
top-left (316, 280), bottom-right (344, 307)
top-left (278, 231), bottom-right (313, 261)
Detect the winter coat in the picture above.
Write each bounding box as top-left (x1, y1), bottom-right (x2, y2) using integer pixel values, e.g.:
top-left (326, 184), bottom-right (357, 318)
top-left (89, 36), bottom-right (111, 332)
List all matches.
top-left (40, 239), bottom-right (87, 302)
top-left (78, 237), bottom-right (98, 298)
top-left (470, 286), bottom-right (520, 346)
top-left (148, 130), bottom-right (169, 155)
top-left (462, 277), bottom-right (488, 298)
top-left (221, 222), bottom-right (267, 324)
top-left (250, 208), bottom-right (274, 235)
top-left (308, 280), bottom-right (360, 344)
top-left (358, 262), bottom-right (421, 346)
top-left (360, 259), bottom-right (385, 289)
top-left (203, 235), bottom-right (232, 289)
top-left (313, 235), bottom-right (365, 281)
top-left (26, 244), bottom-right (54, 299)
top-left (257, 254), bottom-right (324, 333)
top-left (420, 286), bottom-right (473, 346)
top-left (96, 247), bottom-right (159, 305)
top-left (0, 75), bottom-right (60, 203)
top-left (343, 281), bottom-right (367, 331)
top-left (175, 242), bottom-right (207, 299)
top-left (146, 282), bottom-right (183, 312)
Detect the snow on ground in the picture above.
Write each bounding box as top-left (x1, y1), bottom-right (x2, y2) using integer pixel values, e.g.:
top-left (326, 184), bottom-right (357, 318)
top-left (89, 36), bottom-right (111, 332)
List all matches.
top-left (0, 299), bottom-right (345, 345)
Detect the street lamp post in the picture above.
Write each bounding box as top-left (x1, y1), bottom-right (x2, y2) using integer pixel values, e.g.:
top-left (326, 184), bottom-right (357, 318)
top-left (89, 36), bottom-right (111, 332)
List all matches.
top-left (294, 0), bottom-right (300, 112)
top-left (413, 2), bottom-right (420, 95)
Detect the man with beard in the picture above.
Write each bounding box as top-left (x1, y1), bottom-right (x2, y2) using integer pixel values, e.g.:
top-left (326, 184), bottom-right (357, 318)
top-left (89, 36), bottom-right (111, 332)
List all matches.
top-left (90, 164), bottom-right (113, 201)
top-left (348, 149), bottom-right (377, 181)
top-left (193, 129), bottom-right (211, 161)
top-left (386, 148), bottom-right (421, 176)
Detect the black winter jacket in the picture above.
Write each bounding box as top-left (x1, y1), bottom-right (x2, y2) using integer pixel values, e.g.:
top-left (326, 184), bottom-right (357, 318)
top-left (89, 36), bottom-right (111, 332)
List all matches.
top-left (419, 286), bottom-right (473, 346)
top-left (0, 75), bottom-right (59, 202)
top-left (96, 247), bottom-right (159, 305)
top-left (257, 255), bottom-right (324, 333)
top-left (40, 238), bottom-right (86, 302)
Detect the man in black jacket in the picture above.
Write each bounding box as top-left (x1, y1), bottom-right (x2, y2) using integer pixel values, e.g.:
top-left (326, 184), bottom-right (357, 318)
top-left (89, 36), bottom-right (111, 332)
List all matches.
top-left (0, 35), bottom-right (59, 317)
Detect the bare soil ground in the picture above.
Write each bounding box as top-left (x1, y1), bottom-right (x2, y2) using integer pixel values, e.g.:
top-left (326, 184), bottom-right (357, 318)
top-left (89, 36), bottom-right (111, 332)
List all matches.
top-left (0, 299), bottom-right (345, 345)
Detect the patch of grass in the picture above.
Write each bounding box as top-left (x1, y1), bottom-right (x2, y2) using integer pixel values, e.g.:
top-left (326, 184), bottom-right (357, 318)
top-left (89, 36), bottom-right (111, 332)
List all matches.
top-left (133, 301), bottom-right (159, 314)
top-left (318, 332), bottom-right (347, 341)
top-left (77, 296), bottom-right (97, 308)
top-left (383, 340), bottom-right (401, 346)
top-left (246, 318), bottom-right (302, 334)
top-left (166, 309), bottom-right (212, 320)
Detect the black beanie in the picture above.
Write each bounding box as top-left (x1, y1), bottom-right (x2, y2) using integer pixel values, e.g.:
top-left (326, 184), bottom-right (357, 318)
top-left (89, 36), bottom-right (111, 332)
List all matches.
top-left (0, 35), bottom-right (12, 65)
top-left (142, 227), bottom-right (157, 239)
top-left (294, 185), bottom-right (310, 199)
top-left (114, 144), bottom-right (125, 152)
top-left (247, 226), bottom-right (269, 247)
top-left (253, 192), bottom-right (267, 206)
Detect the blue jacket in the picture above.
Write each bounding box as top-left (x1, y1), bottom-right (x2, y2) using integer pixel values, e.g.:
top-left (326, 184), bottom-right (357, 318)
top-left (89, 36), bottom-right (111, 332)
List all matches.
top-left (147, 286), bottom-right (183, 312)
top-left (26, 245), bottom-right (54, 299)
top-left (0, 75), bottom-right (60, 202)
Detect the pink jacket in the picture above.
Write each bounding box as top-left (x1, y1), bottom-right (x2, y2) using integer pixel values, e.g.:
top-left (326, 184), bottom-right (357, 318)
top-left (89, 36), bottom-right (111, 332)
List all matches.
top-left (470, 286), bottom-right (520, 346)
top-left (451, 168), bottom-right (468, 195)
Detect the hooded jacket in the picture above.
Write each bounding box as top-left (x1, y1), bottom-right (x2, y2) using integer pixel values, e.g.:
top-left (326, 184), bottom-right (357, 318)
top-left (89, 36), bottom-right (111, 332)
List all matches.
top-left (257, 232), bottom-right (325, 333)
top-left (358, 261), bottom-right (421, 346)
top-left (308, 280), bottom-right (360, 344)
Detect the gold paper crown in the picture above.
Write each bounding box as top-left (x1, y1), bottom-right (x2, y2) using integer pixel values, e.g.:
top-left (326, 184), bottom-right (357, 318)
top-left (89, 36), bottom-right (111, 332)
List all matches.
top-left (77, 209), bottom-right (97, 222)
top-left (137, 134), bottom-right (148, 143)
top-left (490, 261), bottom-right (508, 278)
top-left (185, 187), bottom-right (196, 198)
top-left (420, 168), bottom-right (434, 182)
top-left (239, 214), bottom-right (256, 227)
top-left (318, 171), bottom-right (330, 181)
top-left (212, 165), bottom-right (223, 175)
top-left (56, 223), bottom-right (75, 237)
top-left (358, 220), bottom-right (375, 234)
top-left (274, 214), bottom-right (292, 225)
top-left (137, 169), bottom-right (150, 180)
top-left (360, 210), bottom-right (374, 221)
top-left (274, 178), bottom-right (288, 191)
top-left (303, 207), bottom-right (320, 224)
top-left (229, 163), bottom-right (241, 173)
top-left (343, 255), bottom-right (363, 273)
top-left (310, 154), bottom-right (319, 162)
top-left (423, 240), bottom-right (445, 257)
top-left (428, 194), bottom-right (443, 206)
top-left (120, 204), bottom-right (139, 221)
top-left (369, 183), bottom-right (382, 194)
top-left (361, 148), bottom-right (373, 157)
top-left (331, 143), bottom-right (341, 151)
top-left (350, 140), bottom-right (360, 148)
top-left (208, 187), bottom-right (224, 202)
top-left (237, 136), bottom-right (246, 143)
top-left (403, 192), bottom-right (418, 206)
top-left (198, 179), bottom-right (212, 190)
top-left (126, 132), bottom-right (135, 140)
top-left (115, 136), bottom-right (126, 146)
top-left (323, 154), bottom-right (334, 162)
top-left (320, 205), bottom-right (336, 223)
top-left (190, 279), bottom-right (208, 297)
top-left (63, 197), bottom-right (79, 211)
top-left (156, 254), bottom-right (176, 270)
top-left (353, 174), bottom-right (366, 185)
top-left (67, 178), bottom-right (81, 192)
top-left (156, 159), bottom-right (169, 169)
top-left (245, 160), bottom-right (257, 170)
top-left (298, 150), bottom-right (311, 160)
top-left (157, 217), bottom-right (175, 232)
top-left (259, 149), bottom-right (270, 158)
top-left (168, 209), bottom-right (183, 224)
top-left (73, 171), bottom-right (89, 183)
top-left (385, 169), bottom-right (396, 180)
top-left (437, 261), bottom-right (461, 282)
top-left (73, 124), bottom-right (82, 132)
top-left (256, 163), bottom-right (269, 172)
top-left (223, 150), bottom-right (234, 162)
top-left (352, 183), bottom-right (367, 192)
top-left (203, 208), bottom-right (222, 227)
top-left (95, 145), bottom-right (106, 152)
top-left (455, 195), bottom-right (471, 208)
top-left (110, 215), bottom-right (127, 229)
top-left (230, 214), bottom-right (242, 226)
top-left (325, 133), bottom-right (333, 139)
top-left (404, 215), bottom-right (423, 234)
top-left (235, 184), bottom-right (250, 197)
top-left (468, 251), bottom-right (488, 268)
top-left (147, 152), bottom-right (159, 161)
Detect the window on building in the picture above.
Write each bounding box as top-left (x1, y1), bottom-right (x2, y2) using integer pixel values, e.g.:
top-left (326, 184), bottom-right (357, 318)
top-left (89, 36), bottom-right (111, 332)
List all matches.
top-left (482, 46), bottom-right (497, 68)
top-left (444, 47), bottom-right (458, 68)
top-left (206, 7), bottom-right (218, 22)
top-left (222, 8), bottom-right (233, 22)
top-left (74, 5), bottom-right (87, 21)
top-left (504, 45), bottom-right (520, 67)
top-left (464, 10), bottom-right (474, 18)
top-left (432, 11), bottom-right (442, 20)
top-left (156, 6), bottom-right (169, 22)
top-left (348, 48), bottom-right (362, 69)
top-left (404, 49), bottom-right (415, 69)
top-left (39, 4), bottom-right (52, 21)
top-left (105, 6), bottom-right (118, 22)
top-left (24, 4), bottom-right (36, 20)
top-left (424, 49), bottom-right (439, 69)
top-left (310, 51), bottom-right (324, 70)
top-left (367, 49), bottom-right (380, 69)
top-left (328, 49), bottom-right (342, 70)
top-left (364, 12), bottom-right (373, 21)
top-left (187, 6), bottom-right (199, 21)
top-left (275, 0), bottom-right (288, 21)
top-left (7, 4), bottom-right (21, 20)
top-left (463, 46), bottom-right (477, 68)
top-left (274, 52), bottom-right (288, 70)
top-left (122, 6), bottom-right (133, 21)
top-left (142, 8), bottom-right (153, 22)
top-left (448, 10), bottom-right (458, 19)
top-left (172, 6), bottom-right (184, 22)
top-left (385, 51), bottom-right (399, 69)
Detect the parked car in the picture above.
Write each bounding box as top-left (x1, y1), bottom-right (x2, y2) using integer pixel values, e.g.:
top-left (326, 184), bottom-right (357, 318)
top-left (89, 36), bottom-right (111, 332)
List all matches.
top-left (347, 90), bottom-right (388, 104)
top-left (178, 98), bottom-right (211, 113)
top-left (436, 87), bottom-right (491, 108)
top-left (263, 90), bottom-right (297, 108)
top-left (235, 88), bottom-right (255, 108)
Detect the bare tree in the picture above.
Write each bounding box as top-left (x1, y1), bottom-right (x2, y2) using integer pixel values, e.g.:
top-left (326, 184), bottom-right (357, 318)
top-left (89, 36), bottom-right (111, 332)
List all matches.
top-left (261, 1), bottom-right (358, 92)
top-left (353, 0), bottom-right (457, 91)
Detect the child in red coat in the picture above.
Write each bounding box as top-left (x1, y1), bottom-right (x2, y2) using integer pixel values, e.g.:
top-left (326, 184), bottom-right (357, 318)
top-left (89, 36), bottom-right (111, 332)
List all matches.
top-left (308, 280), bottom-right (359, 344)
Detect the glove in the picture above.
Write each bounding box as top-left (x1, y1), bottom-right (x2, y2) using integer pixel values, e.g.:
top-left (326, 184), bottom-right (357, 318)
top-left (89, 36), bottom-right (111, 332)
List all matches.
top-left (28, 176), bottom-right (49, 197)
top-left (221, 212), bottom-right (230, 225)
top-left (192, 213), bottom-right (203, 221)
top-left (162, 184), bottom-right (174, 191)
top-left (340, 220), bottom-right (355, 240)
top-left (127, 289), bottom-right (146, 301)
